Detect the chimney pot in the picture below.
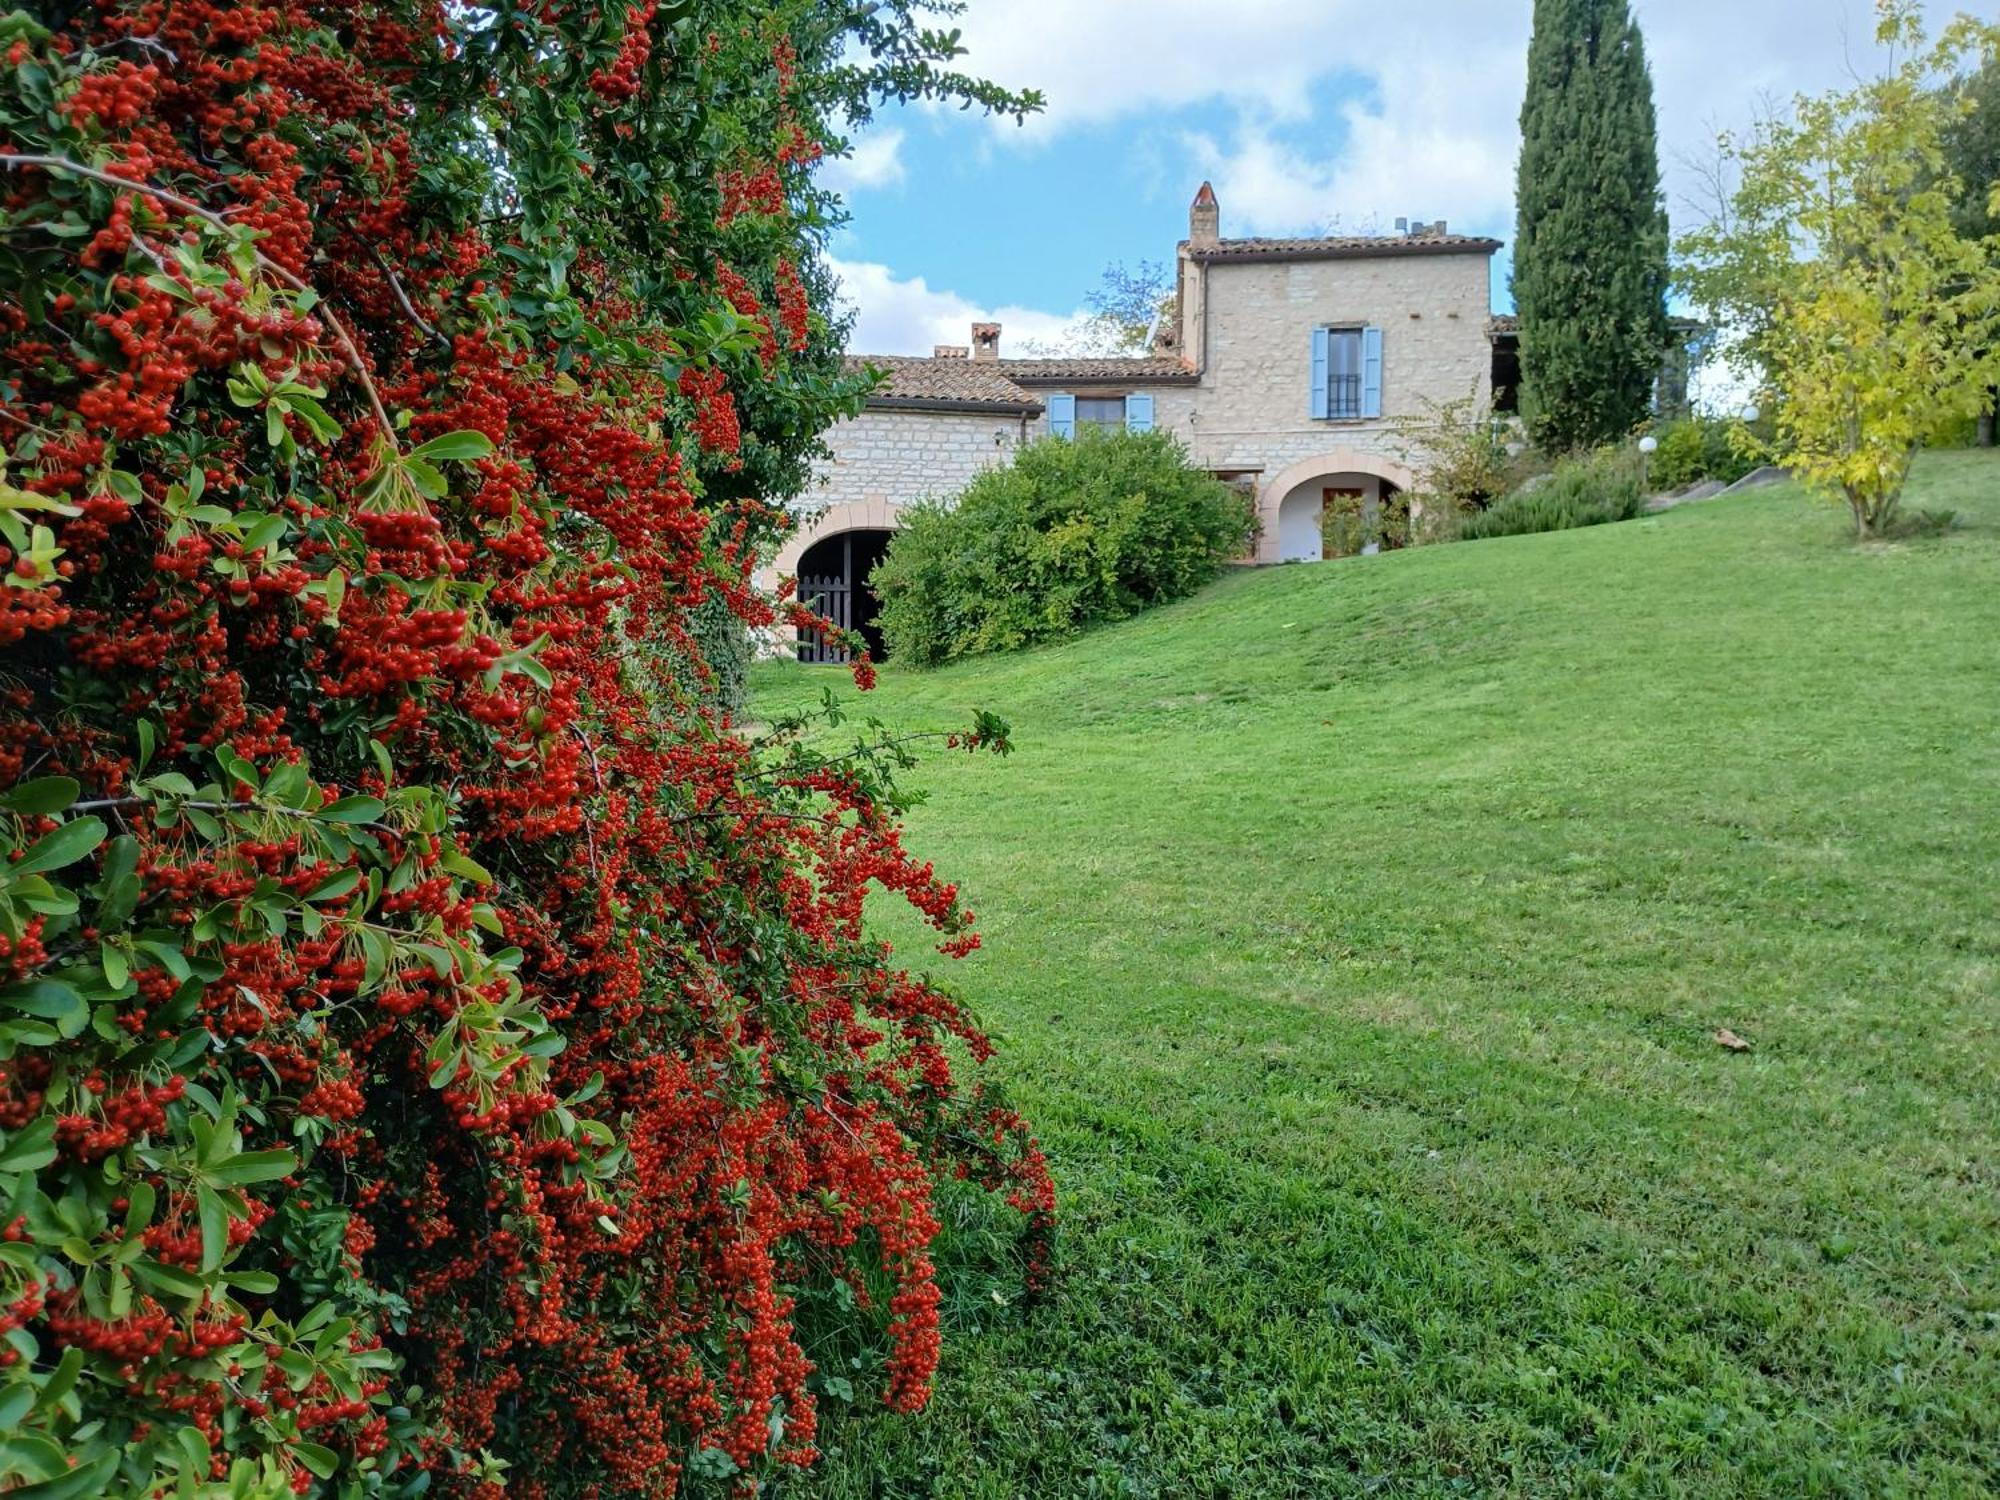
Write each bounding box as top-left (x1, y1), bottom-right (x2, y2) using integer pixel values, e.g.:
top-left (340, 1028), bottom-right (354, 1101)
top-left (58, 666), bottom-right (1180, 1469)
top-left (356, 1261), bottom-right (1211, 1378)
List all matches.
top-left (934, 345), bottom-right (969, 360)
top-left (970, 322), bottom-right (1001, 360)
top-left (1189, 181), bottom-right (1220, 246)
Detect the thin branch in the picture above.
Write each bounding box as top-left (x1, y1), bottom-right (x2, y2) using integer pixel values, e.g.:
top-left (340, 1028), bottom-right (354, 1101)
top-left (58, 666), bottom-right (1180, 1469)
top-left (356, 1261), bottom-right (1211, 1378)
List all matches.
top-left (366, 240), bottom-right (449, 350)
top-left (105, 33), bottom-right (178, 65)
top-left (67, 794), bottom-right (397, 835)
top-left (0, 153), bottom-right (401, 454)
top-left (564, 725), bottom-right (604, 880)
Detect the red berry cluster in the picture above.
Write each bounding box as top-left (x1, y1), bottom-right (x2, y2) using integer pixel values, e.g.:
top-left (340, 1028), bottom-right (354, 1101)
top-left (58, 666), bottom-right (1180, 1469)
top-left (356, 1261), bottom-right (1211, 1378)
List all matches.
top-left (0, 4), bottom-right (1052, 1496)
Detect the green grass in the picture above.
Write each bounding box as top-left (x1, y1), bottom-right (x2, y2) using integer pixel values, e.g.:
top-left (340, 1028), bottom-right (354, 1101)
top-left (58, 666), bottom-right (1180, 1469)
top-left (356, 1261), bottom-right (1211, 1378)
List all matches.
top-left (753, 455), bottom-right (2000, 1498)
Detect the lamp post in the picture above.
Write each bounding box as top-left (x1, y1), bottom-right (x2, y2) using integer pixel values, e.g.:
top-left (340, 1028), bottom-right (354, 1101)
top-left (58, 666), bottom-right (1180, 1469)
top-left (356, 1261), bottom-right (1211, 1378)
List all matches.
top-left (1638, 433), bottom-right (1658, 492)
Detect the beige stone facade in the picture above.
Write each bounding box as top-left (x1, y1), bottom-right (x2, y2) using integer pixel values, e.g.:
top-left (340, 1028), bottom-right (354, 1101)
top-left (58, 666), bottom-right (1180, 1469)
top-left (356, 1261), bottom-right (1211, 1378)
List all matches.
top-left (764, 185), bottom-right (1503, 650)
top-left (802, 407), bottom-right (1032, 525)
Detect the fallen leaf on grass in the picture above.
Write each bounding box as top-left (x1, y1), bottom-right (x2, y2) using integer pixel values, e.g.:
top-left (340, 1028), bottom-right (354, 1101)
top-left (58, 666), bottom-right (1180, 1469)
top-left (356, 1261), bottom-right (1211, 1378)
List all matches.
top-left (1714, 1027), bottom-right (1752, 1052)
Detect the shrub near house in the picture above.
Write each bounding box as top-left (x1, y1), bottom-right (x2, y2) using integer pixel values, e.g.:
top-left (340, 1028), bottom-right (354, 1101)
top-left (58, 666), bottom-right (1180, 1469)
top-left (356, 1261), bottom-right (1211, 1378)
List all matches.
top-left (872, 431), bottom-right (1253, 666)
top-left (1461, 447), bottom-right (1647, 540)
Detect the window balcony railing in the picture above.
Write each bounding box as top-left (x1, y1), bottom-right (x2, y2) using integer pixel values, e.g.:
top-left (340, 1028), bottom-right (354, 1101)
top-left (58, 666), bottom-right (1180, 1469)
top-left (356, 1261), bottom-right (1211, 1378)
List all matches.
top-left (1326, 373), bottom-right (1362, 420)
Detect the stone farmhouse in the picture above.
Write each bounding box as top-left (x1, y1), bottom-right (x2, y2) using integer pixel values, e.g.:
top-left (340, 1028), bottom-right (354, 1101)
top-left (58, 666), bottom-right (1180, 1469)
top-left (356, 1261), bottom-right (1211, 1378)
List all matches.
top-left (767, 183), bottom-right (1509, 658)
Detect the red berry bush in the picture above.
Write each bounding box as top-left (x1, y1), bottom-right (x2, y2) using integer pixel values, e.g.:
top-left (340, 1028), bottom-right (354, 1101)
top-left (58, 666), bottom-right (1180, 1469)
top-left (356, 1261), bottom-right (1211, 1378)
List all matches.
top-left (0, 3), bottom-right (1050, 1494)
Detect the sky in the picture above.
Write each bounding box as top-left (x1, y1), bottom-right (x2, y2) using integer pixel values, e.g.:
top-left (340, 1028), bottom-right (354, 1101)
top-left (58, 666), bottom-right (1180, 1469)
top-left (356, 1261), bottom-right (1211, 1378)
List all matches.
top-left (817, 0), bottom-right (1982, 357)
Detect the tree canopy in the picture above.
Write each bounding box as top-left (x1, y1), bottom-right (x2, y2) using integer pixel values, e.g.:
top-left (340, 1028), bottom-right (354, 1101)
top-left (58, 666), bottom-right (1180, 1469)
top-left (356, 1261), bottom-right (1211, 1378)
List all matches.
top-left (1513, 0), bottom-right (1671, 451)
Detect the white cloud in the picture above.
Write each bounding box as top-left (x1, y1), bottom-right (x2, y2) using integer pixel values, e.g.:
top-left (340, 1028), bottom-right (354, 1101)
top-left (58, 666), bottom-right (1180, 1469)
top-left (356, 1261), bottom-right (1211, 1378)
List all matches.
top-left (939, 0), bottom-right (1895, 239)
top-left (820, 127), bottom-right (907, 194)
top-left (835, 0), bottom-right (1907, 352)
top-left (827, 255), bottom-right (1088, 357)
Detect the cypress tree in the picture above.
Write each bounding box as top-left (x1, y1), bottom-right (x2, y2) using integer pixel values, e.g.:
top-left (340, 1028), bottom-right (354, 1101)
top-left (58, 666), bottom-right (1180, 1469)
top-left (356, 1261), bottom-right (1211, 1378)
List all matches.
top-left (1513, 0), bottom-right (1670, 451)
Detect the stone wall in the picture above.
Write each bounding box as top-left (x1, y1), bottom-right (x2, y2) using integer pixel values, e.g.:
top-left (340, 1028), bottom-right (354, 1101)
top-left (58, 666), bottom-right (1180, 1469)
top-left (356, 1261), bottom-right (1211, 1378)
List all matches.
top-left (1175, 250), bottom-right (1493, 476)
top-left (807, 407), bottom-right (1032, 514)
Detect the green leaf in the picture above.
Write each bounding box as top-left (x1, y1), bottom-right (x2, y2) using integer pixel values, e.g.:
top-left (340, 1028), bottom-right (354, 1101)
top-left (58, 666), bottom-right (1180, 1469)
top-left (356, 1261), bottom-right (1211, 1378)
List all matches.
top-left (283, 393), bottom-right (342, 443)
top-left (134, 1259), bottom-right (206, 1298)
top-left (408, 429), bottom-right (495, 464)
top-left (438, 846), bottom-right (494, 885)
top-left (688, 1448), bottom-right (738, 1481)
top-left (238, 512), bottom-right (288, 554)
top-left (401, 455), bottom-right (449, 500)
top-left (0, 979), bottom-right (82, 1020)
top-left (211, 1148), bottom-right (297, 1186)
top-left (33, 1346), bottom-right (82, 1414)
top-left (224, 1270), bottom-right (278, 1295)
top-left (9, 817), bottom-right (104, 877)
top-left (11, 1448), bottom-right (117, 1499)
top-left (94, 835), bottom-right (141, 927)
top-left (305, 868), bottom-right (362, 903)
top-left (0, 1433), bottom-right (67, 1482)
top-left (319, 796), bottom-right (386, 825)
top-left (195, 1182), bottom-right (230, 1274)
top-left (293, 1443), bottom-right (340, 1480)
top-left (176, 1426), bottom-right (211, 1477)
top-left (412, 943), bottom-right (454, 981)
top-left (0, 777), bottom-right (79, 815)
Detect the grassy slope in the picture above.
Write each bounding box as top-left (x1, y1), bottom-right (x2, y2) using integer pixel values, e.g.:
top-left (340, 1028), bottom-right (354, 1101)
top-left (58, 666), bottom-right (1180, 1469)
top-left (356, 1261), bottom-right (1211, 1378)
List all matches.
top-left (754, 455), bottom-right (2000, 1499)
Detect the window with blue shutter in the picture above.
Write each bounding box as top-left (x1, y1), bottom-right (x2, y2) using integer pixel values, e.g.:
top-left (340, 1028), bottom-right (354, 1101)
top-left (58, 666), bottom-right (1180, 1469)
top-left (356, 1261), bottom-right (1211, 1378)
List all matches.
top-left (1313, 327), bottom-right (1374, 419)
top-left (1125, 393), bottom-right (1154, 433)
top-left (1310, 328), bottom-right (1330, 420)
top-left (1048, 392), bottom-right (1076, 440)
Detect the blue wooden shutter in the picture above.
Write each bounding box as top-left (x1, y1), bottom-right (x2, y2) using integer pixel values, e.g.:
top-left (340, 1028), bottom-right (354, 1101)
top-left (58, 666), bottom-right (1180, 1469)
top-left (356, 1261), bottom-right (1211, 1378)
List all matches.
top-left (1361, 327), bottom-right (1384, 418)
top-left (1048, 392), bottom-right (1076, 440)
top-left (1310, 328), bottom-right (1331, 420)
top-left (1125, 393), bottom-right (1154, 433)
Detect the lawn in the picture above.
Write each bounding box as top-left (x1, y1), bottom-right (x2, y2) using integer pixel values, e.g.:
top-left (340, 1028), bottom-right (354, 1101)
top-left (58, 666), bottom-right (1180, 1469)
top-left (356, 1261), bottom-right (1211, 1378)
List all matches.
top-left (751, 455), bottom-right (2000, 1498)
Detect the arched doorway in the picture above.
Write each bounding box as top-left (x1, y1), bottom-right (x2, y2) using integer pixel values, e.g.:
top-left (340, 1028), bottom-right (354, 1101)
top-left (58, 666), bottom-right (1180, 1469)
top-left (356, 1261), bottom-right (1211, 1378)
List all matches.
top-left (1258, 450), bottom-right (1417, 564)
top-left (795, 528), bottom-right (893, 663)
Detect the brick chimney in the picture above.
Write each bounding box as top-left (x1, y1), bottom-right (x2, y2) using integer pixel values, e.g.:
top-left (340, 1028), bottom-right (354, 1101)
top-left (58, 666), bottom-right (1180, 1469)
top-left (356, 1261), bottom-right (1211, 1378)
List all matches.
top-left (934, 344), bottom-right (969, 359)
top-left (970, 322), bottom-right (1001, 361)
top-left (1189, 181), bottom-right (1220, 246)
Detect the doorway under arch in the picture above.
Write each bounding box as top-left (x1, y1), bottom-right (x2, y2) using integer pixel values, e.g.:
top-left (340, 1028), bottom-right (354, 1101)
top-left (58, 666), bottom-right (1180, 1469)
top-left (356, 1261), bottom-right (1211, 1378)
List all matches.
top-left (795, 528), bottom-right (894, 663)
top-left (1257, 449), bottom-right (1417, 564)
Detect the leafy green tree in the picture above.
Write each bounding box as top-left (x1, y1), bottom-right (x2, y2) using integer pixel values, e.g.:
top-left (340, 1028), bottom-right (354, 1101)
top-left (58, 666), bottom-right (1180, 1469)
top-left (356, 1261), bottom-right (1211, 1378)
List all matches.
top-left (1678, 1), bottom-right (2000, 537)
top-left (1943, 51), bottom-right (2000, 441)
top-left (1016, 260), bottom-right (1176, 357)
top-left (1513, 0), bottom-right (1671, 451)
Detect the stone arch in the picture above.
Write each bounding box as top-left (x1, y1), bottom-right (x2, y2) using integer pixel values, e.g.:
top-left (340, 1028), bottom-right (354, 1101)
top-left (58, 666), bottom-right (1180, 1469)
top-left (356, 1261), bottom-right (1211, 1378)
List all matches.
top-left (1256, 449), bottom-right (1417, 565)
top-left (766, 496), bottom-right (907, 582)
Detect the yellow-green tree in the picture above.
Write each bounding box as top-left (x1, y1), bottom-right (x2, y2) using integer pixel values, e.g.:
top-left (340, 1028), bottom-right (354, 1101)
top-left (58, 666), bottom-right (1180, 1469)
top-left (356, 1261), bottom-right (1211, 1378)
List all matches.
top-left (1678, 2), bottom-right (2000, 537)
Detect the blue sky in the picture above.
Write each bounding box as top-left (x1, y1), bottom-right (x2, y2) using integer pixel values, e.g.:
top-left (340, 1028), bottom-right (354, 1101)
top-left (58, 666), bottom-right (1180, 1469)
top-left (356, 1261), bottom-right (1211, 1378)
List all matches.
top-left (829, 72), bottom-right (1391, 319)
top-left (816, 0), bottom-right (1935, 357)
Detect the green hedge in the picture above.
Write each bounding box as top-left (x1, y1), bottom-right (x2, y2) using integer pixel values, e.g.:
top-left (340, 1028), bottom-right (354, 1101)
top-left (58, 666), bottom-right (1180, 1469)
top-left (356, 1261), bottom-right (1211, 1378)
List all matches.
top-left (1461, 447), bottom-right (1648, 540)
top-left (1647, 415), bottom-right (1758, 491)
top-left (873, 430), bottom-right (1254, 667)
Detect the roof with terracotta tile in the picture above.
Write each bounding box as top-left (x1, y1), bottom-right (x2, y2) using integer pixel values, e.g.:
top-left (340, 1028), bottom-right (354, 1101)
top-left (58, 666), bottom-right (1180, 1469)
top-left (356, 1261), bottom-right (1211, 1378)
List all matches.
top-left (1187, 233), bottom-right (1503, 264)
top-left (998, 356), bottom-right (1200, 387)
top-left (844, 355), bottom-right (1042, 413)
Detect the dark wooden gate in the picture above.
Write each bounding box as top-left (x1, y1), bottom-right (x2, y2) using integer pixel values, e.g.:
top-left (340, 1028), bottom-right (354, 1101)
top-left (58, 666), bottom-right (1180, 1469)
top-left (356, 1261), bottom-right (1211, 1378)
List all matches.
top-left (796, 571), bottom-right (852, 664)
